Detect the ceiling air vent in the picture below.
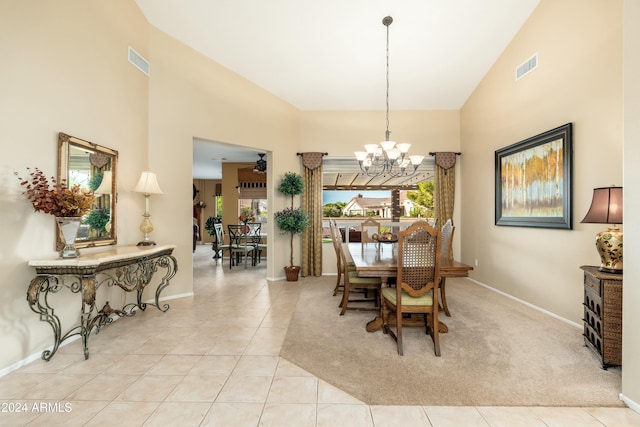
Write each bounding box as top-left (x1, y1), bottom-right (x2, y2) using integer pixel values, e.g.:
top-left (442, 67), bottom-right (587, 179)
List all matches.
top-left (128, 46), bottom-right (150, 76)
top-left (515, 53), bottom-right (538, 81)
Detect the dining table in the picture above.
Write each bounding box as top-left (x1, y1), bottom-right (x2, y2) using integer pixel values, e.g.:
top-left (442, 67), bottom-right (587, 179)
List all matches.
top-left (347, 242), bottom-right (474, 333)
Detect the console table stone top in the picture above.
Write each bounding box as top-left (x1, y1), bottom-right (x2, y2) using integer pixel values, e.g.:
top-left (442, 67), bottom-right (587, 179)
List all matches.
top-left (29, 244), bottom-right (177, 269)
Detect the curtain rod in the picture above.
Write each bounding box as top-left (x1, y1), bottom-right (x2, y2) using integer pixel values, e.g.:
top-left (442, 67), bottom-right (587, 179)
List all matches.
top-left (428, 152), bottom-right (461, 156)
top-left (297, 152), bottom-right (328, 156)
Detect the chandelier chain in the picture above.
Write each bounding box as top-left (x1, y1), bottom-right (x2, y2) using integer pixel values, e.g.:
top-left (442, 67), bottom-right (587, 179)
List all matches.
top-left (385, 18), bottom-right (390, 140)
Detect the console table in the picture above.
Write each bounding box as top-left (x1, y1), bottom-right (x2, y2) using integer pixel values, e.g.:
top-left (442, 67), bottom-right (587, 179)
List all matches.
top-left (27, 244), bottom-right (178, 361)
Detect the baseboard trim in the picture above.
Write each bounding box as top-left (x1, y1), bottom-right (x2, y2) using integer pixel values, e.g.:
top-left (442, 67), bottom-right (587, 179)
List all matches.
top-left (466, 277), bottom-right (582, 329)
top-left (620, 393), bottom-right (640, 414)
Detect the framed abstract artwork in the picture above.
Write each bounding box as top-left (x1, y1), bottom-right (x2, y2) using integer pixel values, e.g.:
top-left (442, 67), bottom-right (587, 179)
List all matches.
top-left (495, 123), bottom-right (573, 229)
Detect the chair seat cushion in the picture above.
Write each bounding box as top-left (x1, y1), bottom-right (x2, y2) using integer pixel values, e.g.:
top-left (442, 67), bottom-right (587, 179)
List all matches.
top-left (382, 287), bottom-right (433, 306)
top-left (347, 271), bottom-right (381, 284)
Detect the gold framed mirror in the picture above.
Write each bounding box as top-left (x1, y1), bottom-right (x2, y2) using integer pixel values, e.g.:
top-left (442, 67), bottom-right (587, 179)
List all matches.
top-left (57, 132), bottom-right (118, 250)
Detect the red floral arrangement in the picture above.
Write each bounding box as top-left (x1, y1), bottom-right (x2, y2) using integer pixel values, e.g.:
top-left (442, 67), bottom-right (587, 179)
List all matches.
top-left (238, 214), bottom-right (255, 223)
top-left (15, 167), bottom-right (94, 217)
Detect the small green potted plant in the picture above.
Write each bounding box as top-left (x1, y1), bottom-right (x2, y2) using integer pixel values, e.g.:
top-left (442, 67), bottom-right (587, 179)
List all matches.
top-left (274, 172), bottom-right (309, 281)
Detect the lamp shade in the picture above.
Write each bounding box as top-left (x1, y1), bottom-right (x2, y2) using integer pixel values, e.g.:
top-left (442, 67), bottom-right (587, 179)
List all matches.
top-left (133, 171), bottom-right (163, 195)
top-left (94, 171), bottom-right (112, 195)
top-left (581, 186), bottom-right (623, 224)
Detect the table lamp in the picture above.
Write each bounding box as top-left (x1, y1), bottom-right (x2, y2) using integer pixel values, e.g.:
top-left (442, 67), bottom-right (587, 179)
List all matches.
top-left (581, 186), bottom-right (623, 273)
top-left (94, 171), bottom-right (112, 195)
top-left (94, 170), bottom-right (113, 232)
top-left (133, 171), bottom-right (163, 246)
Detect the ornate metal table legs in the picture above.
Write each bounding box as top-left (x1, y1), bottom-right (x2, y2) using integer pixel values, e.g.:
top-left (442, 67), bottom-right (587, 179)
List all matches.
top-left (27, 252), bottom-right (177, 361)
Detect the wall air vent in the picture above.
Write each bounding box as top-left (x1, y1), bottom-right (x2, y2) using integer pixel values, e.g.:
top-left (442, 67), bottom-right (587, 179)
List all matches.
top-left (128, 46), bottom-right (150, 76)
top-left (515, 53), bottom-right (538, 81)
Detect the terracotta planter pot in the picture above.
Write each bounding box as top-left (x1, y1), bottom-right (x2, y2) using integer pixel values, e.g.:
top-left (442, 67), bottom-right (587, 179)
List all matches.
top-left (284, 265), bottom-right (300, 282)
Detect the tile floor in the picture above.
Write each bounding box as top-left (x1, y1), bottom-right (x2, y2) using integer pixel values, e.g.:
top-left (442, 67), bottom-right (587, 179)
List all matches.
top-left (1, 245), bottom-right (639, 426)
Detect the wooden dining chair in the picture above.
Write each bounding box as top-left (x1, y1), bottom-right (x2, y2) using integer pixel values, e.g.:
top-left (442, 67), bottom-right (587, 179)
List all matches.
top-left (360, 217), bottom-right (381, 249)
top-left (329, 219), bottom-right (353, 296)
top-left (329, 219), bottom-right (359, 297)
top-left (440, 219), bottom-right (455, 316)
top-left (227, 224), bottom-right (255, 269)
top-left (337, 234), bottom-right (381, 315)
top-left (381, 220), bottom-right (442, 356)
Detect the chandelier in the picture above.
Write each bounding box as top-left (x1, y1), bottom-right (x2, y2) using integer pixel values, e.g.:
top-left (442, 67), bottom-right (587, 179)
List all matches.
top-left (253, 153), bottom-right (267, 173)
top-left (354, 16), bottom-right (424, 177)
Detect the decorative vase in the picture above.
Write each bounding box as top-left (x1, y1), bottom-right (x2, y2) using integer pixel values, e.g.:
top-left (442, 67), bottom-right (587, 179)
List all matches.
top-left (284, 265), bottom-right (300, 282)
top-left (56, 217), bottom-right (82, 258)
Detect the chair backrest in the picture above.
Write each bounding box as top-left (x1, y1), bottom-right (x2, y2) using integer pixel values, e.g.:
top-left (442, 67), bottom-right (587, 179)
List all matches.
top-left (329, 219), bottom-right (351, 272)
top-left (214, 223), bottom-right (225, 245)
top-left (441, 219), bottom-right (454, 261)
top-left (361, 217), bottom-right (381, 243)
top-left (329, 219), bottom-right (343, 247)
top-left (328, 219), bottom-right (341, 253)
top-left (246, 222), bottom-right (262, 243)
top-left (227, 224), bottom-right (248, 247)
top-left (397, 220), bottom-right (441, 299)
top-left (329, 220), bottom-right (342, 262)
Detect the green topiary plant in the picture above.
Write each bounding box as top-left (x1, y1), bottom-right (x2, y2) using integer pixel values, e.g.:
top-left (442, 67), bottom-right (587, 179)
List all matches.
top-left (274, 172), bottom-right (309, 273)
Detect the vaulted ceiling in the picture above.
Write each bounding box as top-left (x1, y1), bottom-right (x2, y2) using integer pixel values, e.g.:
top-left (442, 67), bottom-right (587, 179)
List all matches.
top-left (134, 1), bottom-right (540, 184)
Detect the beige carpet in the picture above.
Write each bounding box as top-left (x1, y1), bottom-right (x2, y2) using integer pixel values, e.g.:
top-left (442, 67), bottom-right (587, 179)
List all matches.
top-left (280, 276), bottom-right (623, 407)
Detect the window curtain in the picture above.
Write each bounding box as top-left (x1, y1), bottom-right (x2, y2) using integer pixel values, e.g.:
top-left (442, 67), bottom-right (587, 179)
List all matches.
top-left (433, 152), bottom-right (458, 225)
top-left (237, 167), bottom-right (267, 199)
top-left (237, 183), bottom-right (266, 199)
top-left (299, 152), bottom-right (326, 277)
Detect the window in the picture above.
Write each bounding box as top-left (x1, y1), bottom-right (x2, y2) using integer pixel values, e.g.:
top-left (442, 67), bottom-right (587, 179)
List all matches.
top-left (239, 198), bottom-right (268, 224)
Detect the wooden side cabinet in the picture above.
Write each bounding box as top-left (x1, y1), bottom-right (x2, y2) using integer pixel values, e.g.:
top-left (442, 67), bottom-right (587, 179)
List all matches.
top-left (581, 266), bottom-right (622, 369)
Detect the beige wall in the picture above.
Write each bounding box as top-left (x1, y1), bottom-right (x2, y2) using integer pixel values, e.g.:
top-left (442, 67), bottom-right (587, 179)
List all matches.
top-left (622, 0), bottom-right (640, 408)
top-left (300, 110), bottom-right (460, 156)
top-left (460, 0), bottom-right (622, 322)
top-left (0, 0), bottom-right (151, 372)
top-left (146, 29), bottom-right (301, 285)
top-left (461, 0), bottom-right (639, 407)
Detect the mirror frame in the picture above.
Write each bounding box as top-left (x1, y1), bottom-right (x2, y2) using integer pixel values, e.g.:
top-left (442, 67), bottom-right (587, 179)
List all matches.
top-left (57, 132), bottom-right (118, 250)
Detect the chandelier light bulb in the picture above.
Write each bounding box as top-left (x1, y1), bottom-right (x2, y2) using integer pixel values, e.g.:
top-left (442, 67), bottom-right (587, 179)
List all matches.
top-left (354, 151), bottom-right (368, 161)
top-left (409, 155), bottom-right (425, 165)
top-left (380, 140), bottom-right (396, 151)
top-left (396, 143), bottom-right (411, 153)
top-left (386, 148), bottom-right (401, 160)
top-left (364, 144), bottom-right (379, 154)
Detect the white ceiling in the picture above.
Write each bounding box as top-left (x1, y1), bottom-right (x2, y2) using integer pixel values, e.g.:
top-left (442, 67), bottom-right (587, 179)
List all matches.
top-left (192, 139), bottom-right (265, 181)
top-left (134, 0), bottom-right (540, 180)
